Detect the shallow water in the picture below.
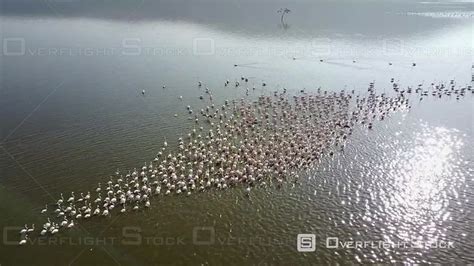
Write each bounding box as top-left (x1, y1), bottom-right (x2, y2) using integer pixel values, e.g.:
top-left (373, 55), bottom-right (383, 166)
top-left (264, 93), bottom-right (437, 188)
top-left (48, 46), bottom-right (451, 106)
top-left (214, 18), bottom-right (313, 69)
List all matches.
top-left (0, 0), bottom-right (473, 264)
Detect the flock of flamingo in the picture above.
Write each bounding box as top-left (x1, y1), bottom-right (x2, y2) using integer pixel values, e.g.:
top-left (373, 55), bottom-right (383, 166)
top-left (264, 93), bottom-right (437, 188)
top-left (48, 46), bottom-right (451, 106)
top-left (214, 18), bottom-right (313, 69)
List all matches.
top-left (16, 74), bottom-right (472, 245)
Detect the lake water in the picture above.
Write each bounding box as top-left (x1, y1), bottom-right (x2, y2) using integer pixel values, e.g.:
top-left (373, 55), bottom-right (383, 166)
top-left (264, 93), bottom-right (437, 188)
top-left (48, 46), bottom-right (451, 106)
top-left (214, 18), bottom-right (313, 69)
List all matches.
top-left (0, 0), bottom-right (473, 264)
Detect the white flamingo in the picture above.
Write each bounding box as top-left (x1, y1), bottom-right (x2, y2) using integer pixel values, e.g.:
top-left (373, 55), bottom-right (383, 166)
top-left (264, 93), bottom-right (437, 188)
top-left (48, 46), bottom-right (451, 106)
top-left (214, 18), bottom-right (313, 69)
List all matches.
top-left (41, 204), bottom-right (48, 214)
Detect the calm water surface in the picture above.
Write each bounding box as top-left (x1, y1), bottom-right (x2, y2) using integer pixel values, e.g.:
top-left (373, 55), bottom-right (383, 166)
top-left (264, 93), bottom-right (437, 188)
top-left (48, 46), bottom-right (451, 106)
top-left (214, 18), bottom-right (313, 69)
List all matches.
top-left (0, 0), bottom-right (473, 264)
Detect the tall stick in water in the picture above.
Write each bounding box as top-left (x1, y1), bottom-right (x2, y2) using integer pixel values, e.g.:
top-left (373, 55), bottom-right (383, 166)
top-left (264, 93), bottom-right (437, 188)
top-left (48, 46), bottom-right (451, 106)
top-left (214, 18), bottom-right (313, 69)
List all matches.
top-left (277, 8), bottom-right (291, 26)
